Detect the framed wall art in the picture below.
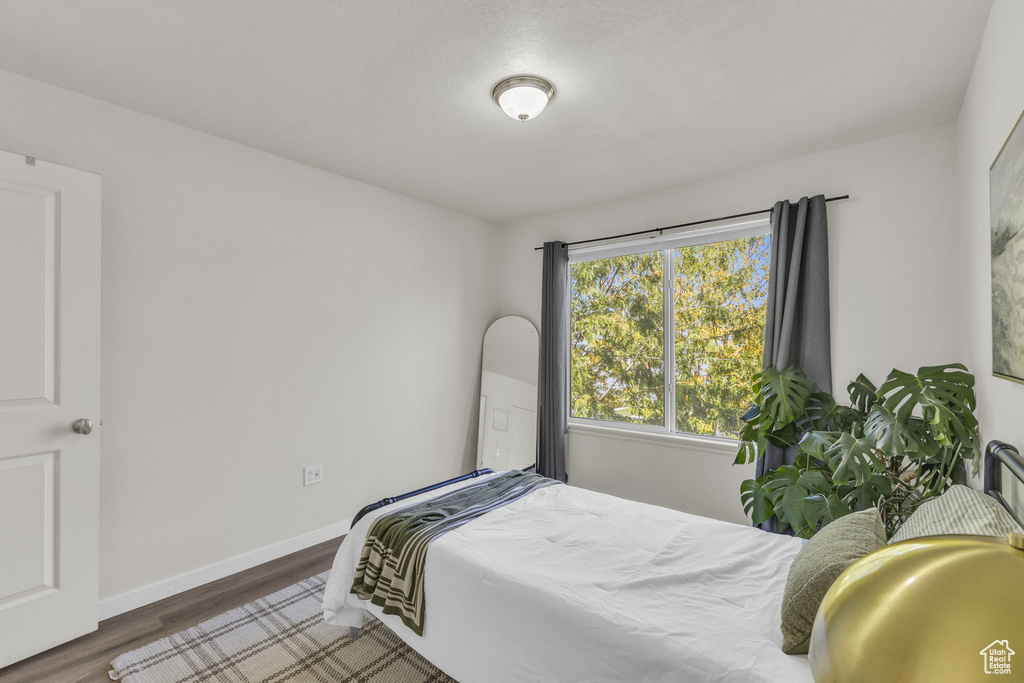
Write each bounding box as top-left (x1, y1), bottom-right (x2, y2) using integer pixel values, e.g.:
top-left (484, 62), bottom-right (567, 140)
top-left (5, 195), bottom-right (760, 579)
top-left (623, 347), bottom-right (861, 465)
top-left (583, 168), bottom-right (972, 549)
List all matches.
top-left (991, 108), bottom-right (1024, 384)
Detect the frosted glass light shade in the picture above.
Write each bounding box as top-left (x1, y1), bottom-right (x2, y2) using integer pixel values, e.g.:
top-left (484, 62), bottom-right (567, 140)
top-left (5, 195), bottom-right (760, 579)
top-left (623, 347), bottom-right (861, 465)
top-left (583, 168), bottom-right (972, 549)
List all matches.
top-left (492, 76), bottom-right (555, 122)
top-left (498, 86), bottom-right (549, 121)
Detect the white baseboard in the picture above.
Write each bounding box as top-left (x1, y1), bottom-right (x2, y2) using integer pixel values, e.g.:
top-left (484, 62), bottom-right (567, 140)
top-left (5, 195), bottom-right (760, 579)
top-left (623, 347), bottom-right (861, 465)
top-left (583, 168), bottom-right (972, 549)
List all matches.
top-left (98, 518), bottom-right (352, 621)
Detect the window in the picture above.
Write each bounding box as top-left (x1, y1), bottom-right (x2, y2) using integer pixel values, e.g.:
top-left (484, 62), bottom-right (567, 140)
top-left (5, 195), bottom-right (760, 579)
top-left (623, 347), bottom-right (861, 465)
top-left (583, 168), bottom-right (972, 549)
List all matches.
top-left (569, 219), bottom-right (770, 440)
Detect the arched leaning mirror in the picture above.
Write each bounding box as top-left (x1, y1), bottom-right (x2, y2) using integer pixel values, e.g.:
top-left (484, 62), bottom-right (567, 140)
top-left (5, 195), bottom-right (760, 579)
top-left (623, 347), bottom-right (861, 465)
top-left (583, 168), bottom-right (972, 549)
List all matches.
top-left (477, 316), bottom-right (539, 471)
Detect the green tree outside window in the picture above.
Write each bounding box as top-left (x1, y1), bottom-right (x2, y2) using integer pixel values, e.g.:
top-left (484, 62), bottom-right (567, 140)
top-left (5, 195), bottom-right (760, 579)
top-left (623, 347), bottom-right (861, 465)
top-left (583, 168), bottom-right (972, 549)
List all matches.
top-left (570, 235), bottom-right (769, 438)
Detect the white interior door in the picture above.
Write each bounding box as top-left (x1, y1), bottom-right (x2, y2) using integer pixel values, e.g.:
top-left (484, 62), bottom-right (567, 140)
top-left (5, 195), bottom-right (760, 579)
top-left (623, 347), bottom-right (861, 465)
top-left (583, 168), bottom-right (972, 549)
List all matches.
top-left (0, 150), bottom-right (101, 668)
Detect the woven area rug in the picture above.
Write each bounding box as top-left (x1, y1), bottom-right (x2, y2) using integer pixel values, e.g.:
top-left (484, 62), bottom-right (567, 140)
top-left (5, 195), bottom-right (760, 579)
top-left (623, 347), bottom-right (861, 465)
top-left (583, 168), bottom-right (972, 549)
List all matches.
top-left (108, 571), bottom-right (456, 682)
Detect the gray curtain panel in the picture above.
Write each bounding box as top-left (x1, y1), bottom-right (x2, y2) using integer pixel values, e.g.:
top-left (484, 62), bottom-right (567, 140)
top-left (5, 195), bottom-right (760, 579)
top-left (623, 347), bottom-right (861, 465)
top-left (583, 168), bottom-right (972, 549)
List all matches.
top-left (757, 195), bottom-right (833, 531)
top-left (537, 241), bottom-right (569, 483)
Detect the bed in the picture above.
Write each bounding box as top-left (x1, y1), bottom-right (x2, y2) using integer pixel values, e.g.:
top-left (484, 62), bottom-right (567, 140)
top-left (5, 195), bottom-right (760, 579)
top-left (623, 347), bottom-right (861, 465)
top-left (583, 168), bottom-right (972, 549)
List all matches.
top-left (322, 441), bottom-right (1024, 683)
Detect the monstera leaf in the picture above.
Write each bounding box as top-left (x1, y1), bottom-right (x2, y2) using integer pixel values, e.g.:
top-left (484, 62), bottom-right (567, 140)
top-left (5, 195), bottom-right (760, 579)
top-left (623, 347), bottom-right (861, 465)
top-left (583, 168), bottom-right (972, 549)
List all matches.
top-left (802, 392), bottom-right (860, 432)
top-left (877, 364), bottom-right (981, 471)
top-left (733, 432), bottom-right (762, 466)
top-left (802, 493), bottom-right (852, 530)
top-left (825, 432), bottom-right (885, 487)
top-left (847, 374), bottom-right (879, 414)
top-left (741, 476), bottom-right (777, 525)
top-left (765, 422), bottom-right (803, 448)
top-left (863, 404), bottom-right (922, 459)
top-left (757, 465), bottom-right (837, 537)
top-left (756, 366), bottom-right (813, 430)
top-left (798, 430), bottom-right (842, 460)
top-left (841, 473), bottom-right (892, 512)
top-left (762, 467), bottom-right (807, 533)
top-left (776, 486), bottom-right (813, 536)
top-left (734, 369), bottom-right (813, 465)
top-left (879, 363), bottom-right (975, 410)
top-left (734, 404), bottom-right (767, 465)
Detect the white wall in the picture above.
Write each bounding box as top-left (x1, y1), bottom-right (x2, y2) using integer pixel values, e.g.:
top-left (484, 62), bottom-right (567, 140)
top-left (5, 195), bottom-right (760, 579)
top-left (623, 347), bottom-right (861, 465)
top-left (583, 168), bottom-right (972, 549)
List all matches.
top-left (1, 13), bottom-right (1006, 596)
top-left (956, 0), bottom-right (1024, 455)
top-left (498, 124), bottom-right (963, 524)
top-left (0, 69), bottom-right (500, 600)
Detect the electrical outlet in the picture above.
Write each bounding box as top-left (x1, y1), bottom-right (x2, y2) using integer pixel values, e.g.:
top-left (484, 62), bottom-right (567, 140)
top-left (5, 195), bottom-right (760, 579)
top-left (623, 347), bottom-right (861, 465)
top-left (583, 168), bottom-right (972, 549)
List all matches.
top-left (303, 465), bottom-right (323, 487)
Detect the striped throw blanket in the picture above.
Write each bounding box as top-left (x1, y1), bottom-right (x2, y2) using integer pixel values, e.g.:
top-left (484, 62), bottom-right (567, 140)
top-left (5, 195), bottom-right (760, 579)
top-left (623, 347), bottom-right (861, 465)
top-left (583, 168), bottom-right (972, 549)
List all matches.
top-left (350, 470), bottom-right (561, 636)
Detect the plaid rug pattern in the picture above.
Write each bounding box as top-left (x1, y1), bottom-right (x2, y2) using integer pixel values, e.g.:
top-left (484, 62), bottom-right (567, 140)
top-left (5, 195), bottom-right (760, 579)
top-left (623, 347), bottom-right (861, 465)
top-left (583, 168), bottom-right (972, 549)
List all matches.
top-left (108, 571), bottom-right (456, 682)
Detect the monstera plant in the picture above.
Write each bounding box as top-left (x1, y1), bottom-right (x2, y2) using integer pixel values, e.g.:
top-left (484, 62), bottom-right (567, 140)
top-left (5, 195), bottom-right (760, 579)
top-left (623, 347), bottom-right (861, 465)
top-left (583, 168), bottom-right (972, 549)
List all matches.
top-left (734, 363), bottom-right (981, 538)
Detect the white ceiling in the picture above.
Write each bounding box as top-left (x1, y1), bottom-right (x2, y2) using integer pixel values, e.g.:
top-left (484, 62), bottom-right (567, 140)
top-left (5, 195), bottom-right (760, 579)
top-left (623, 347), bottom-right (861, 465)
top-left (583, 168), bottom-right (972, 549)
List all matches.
top-left (0, 1), bottom-right (992, 224)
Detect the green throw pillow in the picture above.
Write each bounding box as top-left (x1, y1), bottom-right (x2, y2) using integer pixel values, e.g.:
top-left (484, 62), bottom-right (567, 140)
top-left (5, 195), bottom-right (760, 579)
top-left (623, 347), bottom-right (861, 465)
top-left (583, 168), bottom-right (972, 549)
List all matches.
top-left (889, 484), bottom-right (1024, 544)
top-left (780, 508), bottom-right (886, 655)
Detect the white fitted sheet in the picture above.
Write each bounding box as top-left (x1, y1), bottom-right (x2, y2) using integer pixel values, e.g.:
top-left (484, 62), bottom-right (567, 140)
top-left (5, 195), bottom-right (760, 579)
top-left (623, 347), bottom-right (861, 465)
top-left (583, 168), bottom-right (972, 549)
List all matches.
top-left (323, 474), bottom-right (812, 682)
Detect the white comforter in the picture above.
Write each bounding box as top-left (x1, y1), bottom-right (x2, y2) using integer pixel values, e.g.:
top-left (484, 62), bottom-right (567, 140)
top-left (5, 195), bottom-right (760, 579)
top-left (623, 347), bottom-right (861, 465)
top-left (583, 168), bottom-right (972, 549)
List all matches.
top-left (323, 474), bottom-right (812, 683)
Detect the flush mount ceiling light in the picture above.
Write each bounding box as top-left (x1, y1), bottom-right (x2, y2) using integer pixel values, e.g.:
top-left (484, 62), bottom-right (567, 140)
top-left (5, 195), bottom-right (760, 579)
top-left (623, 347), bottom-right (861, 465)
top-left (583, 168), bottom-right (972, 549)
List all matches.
top-left (492, 75), bottom-right (555, 122)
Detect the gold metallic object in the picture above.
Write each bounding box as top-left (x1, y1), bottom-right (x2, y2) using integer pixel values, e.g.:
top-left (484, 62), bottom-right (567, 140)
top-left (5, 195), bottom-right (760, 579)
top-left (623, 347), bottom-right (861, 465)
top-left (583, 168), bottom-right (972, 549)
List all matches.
top-left (809, 535), bottom-right (1024, 682)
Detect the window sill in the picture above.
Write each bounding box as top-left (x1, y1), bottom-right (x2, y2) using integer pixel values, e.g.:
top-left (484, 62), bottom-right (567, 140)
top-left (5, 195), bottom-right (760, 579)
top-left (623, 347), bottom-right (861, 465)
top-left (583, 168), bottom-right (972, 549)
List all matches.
top-left (567, 420), bottom-right (740, 457)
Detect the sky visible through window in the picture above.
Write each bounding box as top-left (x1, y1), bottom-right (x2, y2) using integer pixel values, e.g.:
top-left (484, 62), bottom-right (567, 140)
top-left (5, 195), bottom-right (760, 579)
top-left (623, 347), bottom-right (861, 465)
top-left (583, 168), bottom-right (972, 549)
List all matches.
top-left (570, 235), bottom-right (770, 438)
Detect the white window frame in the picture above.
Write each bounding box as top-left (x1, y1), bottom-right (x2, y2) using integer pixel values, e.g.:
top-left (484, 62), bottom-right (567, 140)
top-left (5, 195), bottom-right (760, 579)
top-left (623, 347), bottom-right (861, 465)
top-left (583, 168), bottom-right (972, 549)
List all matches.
top-left (567, 216), bottom-right (771, 442)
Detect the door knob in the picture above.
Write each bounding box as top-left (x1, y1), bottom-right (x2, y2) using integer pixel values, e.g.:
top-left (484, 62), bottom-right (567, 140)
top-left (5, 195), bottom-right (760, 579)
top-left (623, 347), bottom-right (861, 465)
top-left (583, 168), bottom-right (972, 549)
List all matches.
top-left (71, 418), bottom-right (93, 435)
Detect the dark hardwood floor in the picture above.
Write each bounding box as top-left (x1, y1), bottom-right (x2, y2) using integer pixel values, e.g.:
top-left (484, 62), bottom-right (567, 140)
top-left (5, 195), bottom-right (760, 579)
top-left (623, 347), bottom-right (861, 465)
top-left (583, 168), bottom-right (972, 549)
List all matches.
top-left (0, 535), bottom-right (344, 683)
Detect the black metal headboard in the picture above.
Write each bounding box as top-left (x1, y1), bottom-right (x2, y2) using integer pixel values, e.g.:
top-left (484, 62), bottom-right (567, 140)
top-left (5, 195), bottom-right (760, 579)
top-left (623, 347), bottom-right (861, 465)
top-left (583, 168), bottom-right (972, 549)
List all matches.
top-left (984, 440), bottom-right (1024, 528)
top-left (350, 468), bottom-right (495, 529)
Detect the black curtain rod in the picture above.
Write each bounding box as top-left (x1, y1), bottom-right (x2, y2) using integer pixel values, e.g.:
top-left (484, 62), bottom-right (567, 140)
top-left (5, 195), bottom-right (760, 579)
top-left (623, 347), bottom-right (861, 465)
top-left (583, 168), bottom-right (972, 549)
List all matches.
top-left (532, 195), bottom-right (850, 251)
